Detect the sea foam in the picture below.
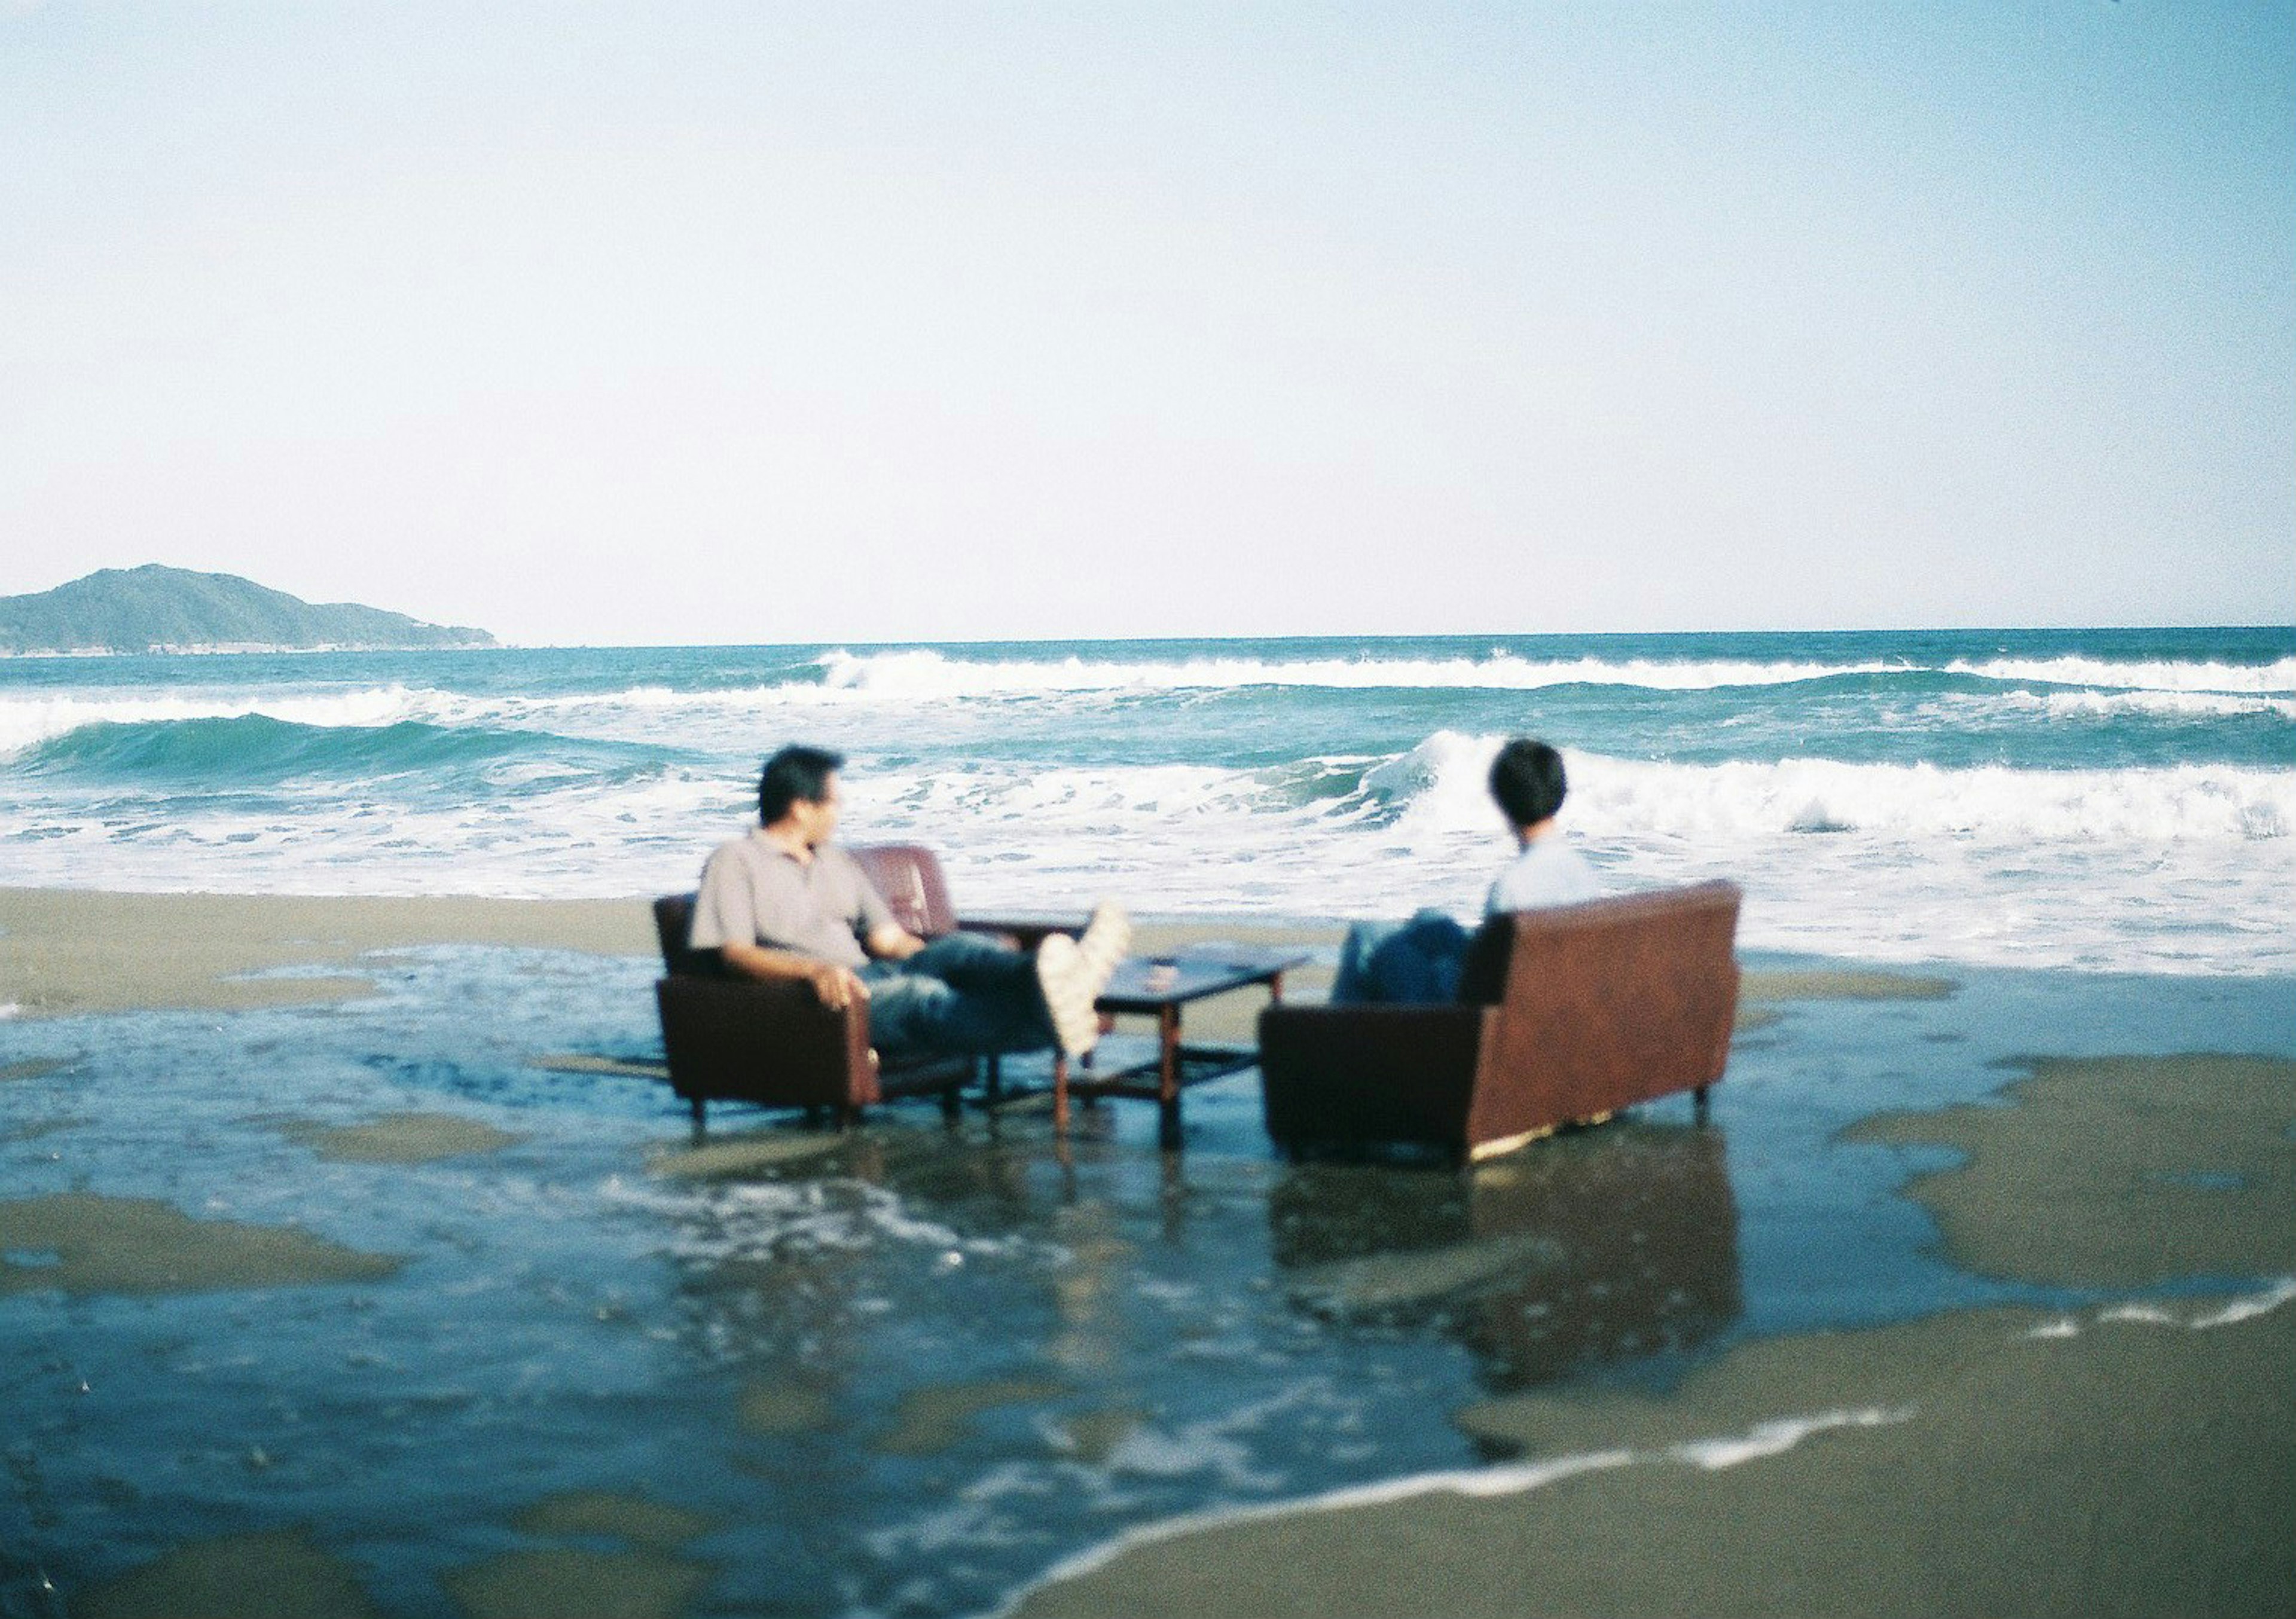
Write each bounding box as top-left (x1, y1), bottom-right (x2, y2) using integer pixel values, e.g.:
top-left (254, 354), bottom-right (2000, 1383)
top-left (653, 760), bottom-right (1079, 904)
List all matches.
top-left (1948, 655), bottom-right (2296, 694)
top-left (0, 685), bottom-right (432, 755)
top-left (988, 1406), bottom-right (1912, 1619)
top-left (5, 635), bottom-right (2288, 975)
top-left (815, 647), bottom-right (1902, 697)
top-left (1376, 732), bottom-right (2295, 845)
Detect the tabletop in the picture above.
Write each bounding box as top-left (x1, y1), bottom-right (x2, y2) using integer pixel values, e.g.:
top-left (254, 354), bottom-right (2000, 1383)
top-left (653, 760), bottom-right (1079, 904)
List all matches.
top-left (1095, 945), bottom-right (1311, 1012)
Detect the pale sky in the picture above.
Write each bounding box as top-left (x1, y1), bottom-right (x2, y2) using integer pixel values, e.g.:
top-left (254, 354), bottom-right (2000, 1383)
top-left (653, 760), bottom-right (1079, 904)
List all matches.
top-left (3, 2), bottom-right (2290, 646)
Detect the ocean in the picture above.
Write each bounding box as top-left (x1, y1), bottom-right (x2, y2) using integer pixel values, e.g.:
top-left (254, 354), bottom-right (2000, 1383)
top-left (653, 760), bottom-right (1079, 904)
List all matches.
top-left (4, 625), bottom-right (2291, 973)
top-left (6, 629), bottom-right (2295, 1616)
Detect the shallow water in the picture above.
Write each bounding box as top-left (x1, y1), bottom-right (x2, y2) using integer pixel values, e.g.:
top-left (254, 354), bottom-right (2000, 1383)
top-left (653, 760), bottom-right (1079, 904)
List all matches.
top-left (3, 944), bottom-right (2293, 1617)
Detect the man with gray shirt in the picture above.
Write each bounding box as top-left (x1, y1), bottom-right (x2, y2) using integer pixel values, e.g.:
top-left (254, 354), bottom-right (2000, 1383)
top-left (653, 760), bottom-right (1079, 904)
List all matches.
top-left (690, 745), bottom-right (1128, 1059)
top-left (1332, 737), bottom-right (1602, 1003)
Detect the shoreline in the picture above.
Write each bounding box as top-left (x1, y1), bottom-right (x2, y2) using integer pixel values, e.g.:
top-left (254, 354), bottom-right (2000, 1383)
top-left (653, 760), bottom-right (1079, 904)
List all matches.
top-left (2, 886), bottom-right (1970, 1029)
top-left (0, 887), bottom-right (1348, 1022)
top-left (0, 887), bottom-right (661, 1018)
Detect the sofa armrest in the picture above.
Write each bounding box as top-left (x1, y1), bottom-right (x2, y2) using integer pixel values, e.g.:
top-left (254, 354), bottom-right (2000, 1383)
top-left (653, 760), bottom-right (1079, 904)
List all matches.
top-left (1257, 1003), bottom-right (1493, 1151)
top-left (655, 975), bottom-right (877, 1108)
top-left (954, 916), bottom-right (1085, 952)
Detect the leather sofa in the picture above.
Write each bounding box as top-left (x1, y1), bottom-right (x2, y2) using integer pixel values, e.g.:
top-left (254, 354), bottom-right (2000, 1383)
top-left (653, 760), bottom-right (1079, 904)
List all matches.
top-left (1259, 881), bottom-right (1742, 1162)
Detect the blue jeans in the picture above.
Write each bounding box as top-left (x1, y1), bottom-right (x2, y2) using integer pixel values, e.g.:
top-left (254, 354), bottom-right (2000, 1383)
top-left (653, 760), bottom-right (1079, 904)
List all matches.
top-left (1331, 909), bottom-right (1471, 1004)
top-left (859, 934), bottom-right (1055, 1059)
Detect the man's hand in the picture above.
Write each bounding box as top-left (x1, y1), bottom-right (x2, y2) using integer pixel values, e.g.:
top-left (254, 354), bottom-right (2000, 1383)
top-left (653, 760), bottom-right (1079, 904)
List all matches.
top-left (808, 961), bottom-right (871, 1010)
top-left (866, 925), bottom-right (927, 961)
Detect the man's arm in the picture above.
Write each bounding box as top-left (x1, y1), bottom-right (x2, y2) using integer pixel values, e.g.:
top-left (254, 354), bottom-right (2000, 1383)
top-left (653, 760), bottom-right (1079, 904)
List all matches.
top-left (865, 924), bottom-right (926, 962)
top-left (843, 855), bottom-right (920, 964)
top-left (719, 941), bottom-right (871, 1010)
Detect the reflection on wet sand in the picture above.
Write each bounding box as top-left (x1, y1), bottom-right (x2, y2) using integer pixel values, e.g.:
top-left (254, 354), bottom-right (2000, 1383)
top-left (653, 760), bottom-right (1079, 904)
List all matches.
top-left (267, 1111), bottom-right (526, 1163)
top-left (1270, 1123), bottom-right (1742, 1396)
top-left (0, 1192), bottom-right (402, 1296)
top-left (72, 1527), bottom-right (384, 1619)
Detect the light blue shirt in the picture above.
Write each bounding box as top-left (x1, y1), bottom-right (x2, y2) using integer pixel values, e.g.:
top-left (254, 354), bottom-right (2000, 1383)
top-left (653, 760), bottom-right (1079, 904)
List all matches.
top-left (1485, 837), bottom-right (1605, 915)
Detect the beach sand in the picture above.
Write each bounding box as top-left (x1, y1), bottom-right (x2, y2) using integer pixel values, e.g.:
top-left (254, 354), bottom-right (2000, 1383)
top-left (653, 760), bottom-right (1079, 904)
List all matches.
top-left (0, 887), bottom-right (658, 1018)
top-left (0, 887), bottom-right (1895, 1037)
top-left (0, 887), bottom-right (1328, 1023)
top-left (9, 887), bottom-right (2290, 1616)
top-left (1012, 1050), bottom-right (2296, 1618)
top-left (0, 1192), bottom-right (402, 1297)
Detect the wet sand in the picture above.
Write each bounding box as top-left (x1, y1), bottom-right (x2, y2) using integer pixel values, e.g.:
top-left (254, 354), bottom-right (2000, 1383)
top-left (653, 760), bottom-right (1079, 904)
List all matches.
top-left (10, 887), bottom-right (2289, 1615)
top-left (1740, 967), bottom-right (1959, 1003)
top-left (76, 1499), bottom-right (722, 1619)
top-left (0, 1192), bottom-right (402, 1296)
top-left (0, 887), bottom-right (1327, 1023)
top-left (1846, 1055), bottom-right (2296, 1288)
top-left (1015, 1298), bottom-right (2294, 1618)
top-left (74, 1527), bottom-right (387, 1619)
top-left (1012, 1050), bottom-right (2296, 1618)
top-left (266, 1111), bottom-right (529, 1165)
top-left (0, 887), bottom-right (659, 1018)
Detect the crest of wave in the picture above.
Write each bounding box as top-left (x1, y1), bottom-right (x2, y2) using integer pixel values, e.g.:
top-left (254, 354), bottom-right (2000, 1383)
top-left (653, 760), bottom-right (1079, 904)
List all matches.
top-left (813, 647), bottom-right (1898, 698)
top-left (1575, 756), bottom-right (2295, 842)
top-left (1363, 731), bottom-right (1509, 833)
top-left (1359, 734), bottom-right (2294, 845)
top-left (2010, 688), bottom-right (2296, 721)
top-left (1950, 655), bottom-right (2296, 695)
top-left (0, 685), bottom-right (432, 756)
top-left (845, 757), bottom-right (1268, 831)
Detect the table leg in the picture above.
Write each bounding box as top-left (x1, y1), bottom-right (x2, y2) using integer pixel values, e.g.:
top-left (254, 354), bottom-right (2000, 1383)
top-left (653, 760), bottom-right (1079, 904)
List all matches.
top-left (1053, 1054), bottom-right (1069, 1134)
top-left (1157, 1004), bottom-right (1182, 1141)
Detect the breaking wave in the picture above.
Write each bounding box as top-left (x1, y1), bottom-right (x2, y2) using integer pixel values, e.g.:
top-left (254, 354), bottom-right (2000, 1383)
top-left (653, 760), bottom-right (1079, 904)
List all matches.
top-left (1351, 731), bottom-right (2295, 845)
top-left (14, 714), bottom-right (680, 791)
top-left (1947, 655), bottom-right (2296, 695)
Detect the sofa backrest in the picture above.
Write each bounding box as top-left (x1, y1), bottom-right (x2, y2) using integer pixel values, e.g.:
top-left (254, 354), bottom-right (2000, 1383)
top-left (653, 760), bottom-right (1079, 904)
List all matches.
top-left (850, 844), bottom-right (958, 939)
top-left (1466, 880), bottom-right (1742, 1132)
top-left (652, 893), bottom-right (720, 977)
top-left (1454, 917), bottom-right (1515, 1005)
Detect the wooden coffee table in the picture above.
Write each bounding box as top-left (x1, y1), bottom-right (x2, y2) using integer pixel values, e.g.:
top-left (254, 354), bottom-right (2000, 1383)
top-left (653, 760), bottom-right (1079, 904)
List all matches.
top-left (1053, 946), bottom-right (1311, 1146)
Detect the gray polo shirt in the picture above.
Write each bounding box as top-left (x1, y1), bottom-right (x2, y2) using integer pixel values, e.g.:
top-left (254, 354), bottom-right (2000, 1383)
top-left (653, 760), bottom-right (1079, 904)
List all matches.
top-left (688, 830), bottom-right (895, 970)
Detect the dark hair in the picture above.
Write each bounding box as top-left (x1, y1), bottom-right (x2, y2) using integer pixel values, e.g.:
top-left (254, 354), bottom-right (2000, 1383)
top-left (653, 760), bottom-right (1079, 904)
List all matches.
top-left (758, 744), bottom-right (844, 824)
top-left (1489, 738), bottom-right (1567, 828)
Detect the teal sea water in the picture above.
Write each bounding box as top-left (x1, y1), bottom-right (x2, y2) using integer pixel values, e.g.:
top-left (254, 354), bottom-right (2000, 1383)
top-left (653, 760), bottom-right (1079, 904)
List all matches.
top-left (4, 625), bottom-right (2294, 1617)
top-left (4, 949), bottom-right (2293, 1617)
top-left (4, 625), bottom-right (2292, 973)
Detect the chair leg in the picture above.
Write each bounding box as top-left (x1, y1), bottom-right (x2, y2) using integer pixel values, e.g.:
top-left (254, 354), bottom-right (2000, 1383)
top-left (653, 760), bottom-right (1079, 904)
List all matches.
top-left (941, 1084), bottom-right (962, 1120)
top-left (1694, 1084), bottom-right (1711, 1120)
top-left (689, 1096), bottom-right (706, 1135)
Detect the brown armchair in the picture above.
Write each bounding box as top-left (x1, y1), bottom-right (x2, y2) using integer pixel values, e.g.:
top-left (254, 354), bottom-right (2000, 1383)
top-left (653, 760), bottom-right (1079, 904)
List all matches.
top-left (1258, 881), bottom-right (1742, 1162)
top-left (652, 843), bottom-right (1081, 1129)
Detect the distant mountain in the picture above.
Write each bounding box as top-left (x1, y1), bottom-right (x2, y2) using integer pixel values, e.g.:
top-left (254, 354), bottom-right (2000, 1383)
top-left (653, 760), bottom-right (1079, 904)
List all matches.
top-left (0, 566), bottom-right (496, 655)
